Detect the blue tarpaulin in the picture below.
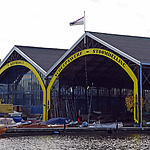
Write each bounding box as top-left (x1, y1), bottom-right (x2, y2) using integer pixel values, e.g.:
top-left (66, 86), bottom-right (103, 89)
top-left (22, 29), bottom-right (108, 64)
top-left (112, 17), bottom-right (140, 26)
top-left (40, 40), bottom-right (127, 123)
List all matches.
top-left (44, 118), bottom-right (71, 125)
top-left (12, 117), bottom-right (22, 123)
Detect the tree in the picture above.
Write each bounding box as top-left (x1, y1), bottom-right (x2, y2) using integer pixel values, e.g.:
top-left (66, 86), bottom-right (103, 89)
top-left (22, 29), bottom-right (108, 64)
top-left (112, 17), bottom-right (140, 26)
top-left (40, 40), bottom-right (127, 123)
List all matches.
top-left (125, 90), bottom-right (144, 113)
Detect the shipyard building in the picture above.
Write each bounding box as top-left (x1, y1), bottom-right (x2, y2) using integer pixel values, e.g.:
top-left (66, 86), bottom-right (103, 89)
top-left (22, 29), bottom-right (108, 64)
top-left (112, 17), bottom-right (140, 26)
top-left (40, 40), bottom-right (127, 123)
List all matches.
top-left (0, 31), bottom-right (150, 125)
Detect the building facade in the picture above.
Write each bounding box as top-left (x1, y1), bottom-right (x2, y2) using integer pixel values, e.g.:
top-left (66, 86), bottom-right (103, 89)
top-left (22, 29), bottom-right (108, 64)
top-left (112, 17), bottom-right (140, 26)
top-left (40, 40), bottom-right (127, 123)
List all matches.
top-left (0, 31), bottom-right (150, 126)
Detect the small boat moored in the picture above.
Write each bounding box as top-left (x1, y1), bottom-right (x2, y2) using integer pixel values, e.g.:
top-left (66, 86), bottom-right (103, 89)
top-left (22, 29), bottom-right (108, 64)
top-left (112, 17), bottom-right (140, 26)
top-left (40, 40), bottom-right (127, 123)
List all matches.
top-left (88, 121), bottom-right (123, 129)
top-left (0, 124), bottom-right (7, 135)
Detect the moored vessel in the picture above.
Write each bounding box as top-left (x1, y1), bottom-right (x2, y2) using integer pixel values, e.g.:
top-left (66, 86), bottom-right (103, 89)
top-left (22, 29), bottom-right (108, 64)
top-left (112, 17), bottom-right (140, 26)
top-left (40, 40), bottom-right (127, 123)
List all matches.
top-left (0, 124), bottom-right (7, 135)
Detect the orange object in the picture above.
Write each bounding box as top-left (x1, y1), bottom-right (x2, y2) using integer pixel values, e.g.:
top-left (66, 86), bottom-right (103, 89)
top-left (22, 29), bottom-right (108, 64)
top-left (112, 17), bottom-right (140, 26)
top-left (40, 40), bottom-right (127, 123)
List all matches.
top-left (17, 123), bottom-right (48, 128)
top-left (17, 123), bottom-right (68, 129)
top-left (0, 124), bottom-right (6, 135)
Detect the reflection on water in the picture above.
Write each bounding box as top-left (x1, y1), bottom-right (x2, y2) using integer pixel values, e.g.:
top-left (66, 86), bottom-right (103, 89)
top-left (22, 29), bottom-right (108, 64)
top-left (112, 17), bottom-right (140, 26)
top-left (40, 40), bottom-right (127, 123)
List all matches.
top-left (0, 132), bottom-right (150, 150)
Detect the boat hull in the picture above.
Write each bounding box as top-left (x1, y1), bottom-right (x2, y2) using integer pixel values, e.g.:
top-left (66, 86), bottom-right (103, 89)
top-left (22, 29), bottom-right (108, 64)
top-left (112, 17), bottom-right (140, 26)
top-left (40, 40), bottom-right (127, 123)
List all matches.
top-left (88, 122), bottom-right (123, 128)
top-left (0, 125), bottom-right (6, 135)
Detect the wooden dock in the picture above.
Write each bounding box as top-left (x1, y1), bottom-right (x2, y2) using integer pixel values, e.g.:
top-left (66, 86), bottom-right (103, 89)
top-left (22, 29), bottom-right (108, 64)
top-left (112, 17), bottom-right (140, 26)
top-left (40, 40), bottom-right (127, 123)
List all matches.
top-left (2, 127), bottom-right (150, 136)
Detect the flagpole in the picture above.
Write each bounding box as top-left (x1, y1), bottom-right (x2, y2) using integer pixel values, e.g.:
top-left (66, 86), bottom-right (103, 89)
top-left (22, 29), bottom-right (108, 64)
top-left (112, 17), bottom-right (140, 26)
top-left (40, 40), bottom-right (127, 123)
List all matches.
top-left (84, 11), bottom-right (86, 33)
top-left (84, 11), bottom-right (86, 48)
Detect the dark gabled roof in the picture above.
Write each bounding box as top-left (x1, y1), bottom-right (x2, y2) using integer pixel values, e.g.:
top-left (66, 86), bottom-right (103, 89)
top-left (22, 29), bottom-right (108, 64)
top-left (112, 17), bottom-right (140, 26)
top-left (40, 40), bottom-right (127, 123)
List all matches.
top-left (15, 45), bottom-right (67, 72)
top-left (89, 31), bottom-right (150, 63)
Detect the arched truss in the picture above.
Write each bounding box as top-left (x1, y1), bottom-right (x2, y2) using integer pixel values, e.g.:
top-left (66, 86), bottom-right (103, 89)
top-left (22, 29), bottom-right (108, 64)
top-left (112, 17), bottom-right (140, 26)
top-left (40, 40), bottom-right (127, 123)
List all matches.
top-left (47, 48), bottom-right (139, 123)
top-left (0, 60), bottom-right (47, 121)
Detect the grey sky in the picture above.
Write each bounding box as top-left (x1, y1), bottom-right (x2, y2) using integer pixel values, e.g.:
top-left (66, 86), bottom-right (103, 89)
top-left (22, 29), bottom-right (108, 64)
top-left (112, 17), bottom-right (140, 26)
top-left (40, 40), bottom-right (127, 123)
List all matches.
top-left (0, 0), bottom-right (149, 60)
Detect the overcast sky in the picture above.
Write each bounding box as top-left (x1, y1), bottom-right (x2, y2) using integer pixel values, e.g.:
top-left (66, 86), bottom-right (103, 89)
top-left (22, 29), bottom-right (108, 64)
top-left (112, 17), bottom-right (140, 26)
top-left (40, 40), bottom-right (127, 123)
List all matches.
top-left (0, 0), bottom-right (150, 60)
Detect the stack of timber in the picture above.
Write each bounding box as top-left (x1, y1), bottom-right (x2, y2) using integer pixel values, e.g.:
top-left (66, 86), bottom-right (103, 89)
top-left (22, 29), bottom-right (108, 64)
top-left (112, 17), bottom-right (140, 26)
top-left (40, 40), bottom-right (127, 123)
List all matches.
top-left (0, 99), bottom-right (13, 114)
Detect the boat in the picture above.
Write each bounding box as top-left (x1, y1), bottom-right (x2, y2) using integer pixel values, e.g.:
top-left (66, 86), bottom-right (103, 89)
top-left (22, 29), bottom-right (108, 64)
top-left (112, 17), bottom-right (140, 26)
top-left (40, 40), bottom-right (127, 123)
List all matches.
top-left (44, 117), bottom-right (71, 125)
top-left (9, 111), bottom-right (22, 118)
top-left (9, 111), bottom-right (23, 123)
top-left (80, 120), bottom-right (123, 128)
top-left (0, 124), bottom-right (7, 135)
top-left (17, 123), bottom-right (48, 128)
top-left (88, 121), bottom-right (123, 128)
top-left (44, 117), bottom-right (73, 128)
top-left (47, 124), bottom-right (68, 128)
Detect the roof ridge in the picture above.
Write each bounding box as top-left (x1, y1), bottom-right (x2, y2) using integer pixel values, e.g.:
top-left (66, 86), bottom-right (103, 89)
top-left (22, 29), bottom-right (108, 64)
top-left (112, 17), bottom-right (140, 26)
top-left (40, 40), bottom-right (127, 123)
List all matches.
top-left (15, 45), bottom-right (68, 51)
top-left (88, 31), bottom-right (150, 40)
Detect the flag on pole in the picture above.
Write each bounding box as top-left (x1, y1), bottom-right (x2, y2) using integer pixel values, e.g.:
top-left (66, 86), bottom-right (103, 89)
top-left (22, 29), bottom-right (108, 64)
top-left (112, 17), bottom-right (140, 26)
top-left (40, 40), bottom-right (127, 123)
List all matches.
top-left (69, 17), bottom-right (84, 26)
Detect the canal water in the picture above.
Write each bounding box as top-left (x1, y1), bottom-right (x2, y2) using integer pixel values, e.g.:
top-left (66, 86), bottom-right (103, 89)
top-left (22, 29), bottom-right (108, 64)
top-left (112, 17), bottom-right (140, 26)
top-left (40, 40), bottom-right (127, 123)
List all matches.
top-left (0, 132), bottom-right (150, 150)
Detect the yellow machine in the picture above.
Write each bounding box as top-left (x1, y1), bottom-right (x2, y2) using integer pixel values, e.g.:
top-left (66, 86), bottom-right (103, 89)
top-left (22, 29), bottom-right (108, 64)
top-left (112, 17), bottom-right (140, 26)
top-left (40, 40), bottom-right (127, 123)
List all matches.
top-left (0, 99), bottom-right (13, 113)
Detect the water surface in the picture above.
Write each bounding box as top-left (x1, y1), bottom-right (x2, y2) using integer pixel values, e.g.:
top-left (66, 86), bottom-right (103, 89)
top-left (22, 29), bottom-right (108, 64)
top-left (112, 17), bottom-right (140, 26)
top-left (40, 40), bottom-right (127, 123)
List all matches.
top-left (0, 132), bottom-right (150, 150)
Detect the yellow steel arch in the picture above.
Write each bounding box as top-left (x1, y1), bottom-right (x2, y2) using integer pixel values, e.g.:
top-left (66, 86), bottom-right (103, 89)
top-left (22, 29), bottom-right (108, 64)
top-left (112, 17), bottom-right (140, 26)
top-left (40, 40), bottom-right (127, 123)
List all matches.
top-left (0, 60), bottom-right (47, 121)
top-left (47, 48), bottom-right (139, 123)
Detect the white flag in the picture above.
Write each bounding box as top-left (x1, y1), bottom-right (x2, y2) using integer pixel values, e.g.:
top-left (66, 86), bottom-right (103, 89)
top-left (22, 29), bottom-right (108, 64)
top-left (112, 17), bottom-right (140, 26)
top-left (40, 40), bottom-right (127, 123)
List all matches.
top-left (69, 17), bottom-right (84, 26)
